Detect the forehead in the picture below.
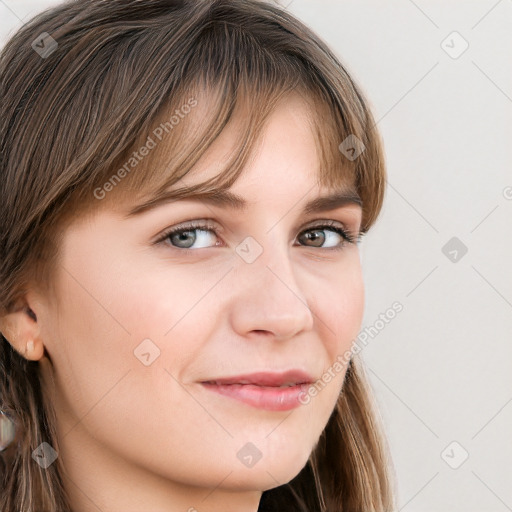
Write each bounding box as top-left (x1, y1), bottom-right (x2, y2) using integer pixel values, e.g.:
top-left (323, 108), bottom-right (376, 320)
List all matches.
top-left (92, 85), bottom-right (357, 220)
top-left (177, 92), bottom-right (322, 180)
top-left (120, 93), bottom-right (358, 217)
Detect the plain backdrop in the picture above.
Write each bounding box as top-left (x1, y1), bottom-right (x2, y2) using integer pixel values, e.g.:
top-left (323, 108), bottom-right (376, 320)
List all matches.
top-left (1, 1), bottom-right (511, 511)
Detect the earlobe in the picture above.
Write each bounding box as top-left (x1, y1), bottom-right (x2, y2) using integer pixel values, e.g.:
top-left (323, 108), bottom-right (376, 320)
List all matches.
top-left (0, 302), bottom-right (45, 362)
top-left (24, 337), bottom-right (45, 361)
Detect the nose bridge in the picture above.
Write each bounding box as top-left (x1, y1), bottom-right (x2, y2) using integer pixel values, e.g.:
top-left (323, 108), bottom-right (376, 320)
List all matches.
top-left (237, 223), bottom-right (294, 287)
top-left (228, 228), bottom-right (315, 339)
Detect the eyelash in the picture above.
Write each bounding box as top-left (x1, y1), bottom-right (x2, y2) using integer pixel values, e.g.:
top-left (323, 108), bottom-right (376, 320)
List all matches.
top-left (155, 219), bottom-right (359, 252)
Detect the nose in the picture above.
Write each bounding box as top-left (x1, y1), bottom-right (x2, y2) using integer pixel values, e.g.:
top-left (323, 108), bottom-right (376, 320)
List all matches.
top-left (227, 238), bottom-right (315, 341)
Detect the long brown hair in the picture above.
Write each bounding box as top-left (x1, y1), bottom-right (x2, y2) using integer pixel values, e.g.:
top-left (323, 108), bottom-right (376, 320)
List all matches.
top-left (0, 0), bottom-right (396, 510)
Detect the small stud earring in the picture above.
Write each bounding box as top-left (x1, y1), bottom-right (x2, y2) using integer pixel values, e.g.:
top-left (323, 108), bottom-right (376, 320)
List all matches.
top-left (26, 339), bottom-right (34, 355)
top-left (0, 410), bottom-right (16, 451)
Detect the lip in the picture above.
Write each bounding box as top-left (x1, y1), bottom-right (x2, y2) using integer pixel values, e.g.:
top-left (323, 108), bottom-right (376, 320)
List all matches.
top-left (200, 370), bottom-right (315, 411)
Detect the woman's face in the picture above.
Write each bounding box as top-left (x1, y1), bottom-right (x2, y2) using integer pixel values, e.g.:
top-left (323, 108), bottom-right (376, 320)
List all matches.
top-left (34, 93), bottom-right (365, 511)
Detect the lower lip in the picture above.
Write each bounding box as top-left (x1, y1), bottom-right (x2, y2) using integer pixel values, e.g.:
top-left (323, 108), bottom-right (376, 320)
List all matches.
top-left (200, 382), bottom-right (310, 411)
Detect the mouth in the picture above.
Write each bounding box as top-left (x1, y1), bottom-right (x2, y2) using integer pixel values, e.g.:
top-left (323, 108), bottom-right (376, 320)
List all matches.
top-left (199, 370), bottom-right (315, 411)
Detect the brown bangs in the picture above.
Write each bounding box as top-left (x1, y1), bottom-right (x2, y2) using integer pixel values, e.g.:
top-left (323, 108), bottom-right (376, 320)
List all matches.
top-left (52, 12), bottom-right (383, 234)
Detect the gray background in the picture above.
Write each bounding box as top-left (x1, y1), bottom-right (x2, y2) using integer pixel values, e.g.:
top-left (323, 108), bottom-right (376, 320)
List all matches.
top-left (1, 1), bottom-right (511, 511)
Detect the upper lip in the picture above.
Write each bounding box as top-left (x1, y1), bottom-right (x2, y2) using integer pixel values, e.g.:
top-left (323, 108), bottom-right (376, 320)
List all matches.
top-left (201, 370), bottom-right (315, 387)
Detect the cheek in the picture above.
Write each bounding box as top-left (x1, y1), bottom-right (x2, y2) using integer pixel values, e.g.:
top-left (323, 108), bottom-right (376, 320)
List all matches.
top-left (313, 262), bottom-right (365, 361)
top-left (44, 251), bottom-right (180, 418)
top-left (44, 272), bottom-right (137, 421)
top-left (117, 266), bottom-right (212, 358)
top-left (292, 260), bottom-right (364, 413)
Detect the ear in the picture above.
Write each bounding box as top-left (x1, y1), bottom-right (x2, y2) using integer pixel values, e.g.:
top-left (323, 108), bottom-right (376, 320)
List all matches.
top-left (0, 292), bottom-right (45, 361)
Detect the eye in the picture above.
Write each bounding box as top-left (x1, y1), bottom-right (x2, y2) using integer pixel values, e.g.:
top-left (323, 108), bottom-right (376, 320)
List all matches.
top-left (155, 219), bottom-right (359, 251)
top-left (155, 220), bottom-right (222, 250)
top-left (296, 220), bottom-right (358, 250)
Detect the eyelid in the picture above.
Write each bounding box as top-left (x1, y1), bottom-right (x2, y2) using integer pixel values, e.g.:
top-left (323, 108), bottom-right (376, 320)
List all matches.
top-left (153, 216), bottom-right (361, 249)
top-left (152, 218), bottom-right (223, 245)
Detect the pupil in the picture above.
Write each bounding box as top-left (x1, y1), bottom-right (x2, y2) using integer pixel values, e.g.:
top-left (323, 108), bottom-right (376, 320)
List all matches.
top-left (305, 230), bottom-right (324, 247)
top-left (173, 230), bottom-right (195, 247)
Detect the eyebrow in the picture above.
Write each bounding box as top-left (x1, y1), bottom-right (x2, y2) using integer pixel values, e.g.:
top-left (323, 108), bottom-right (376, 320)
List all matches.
top-left (123, 187), bottom-right (362, 218)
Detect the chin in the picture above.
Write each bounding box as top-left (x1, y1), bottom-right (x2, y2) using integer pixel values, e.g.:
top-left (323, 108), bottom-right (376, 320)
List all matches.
top-left (221, 451), bottom-right (311, 492)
